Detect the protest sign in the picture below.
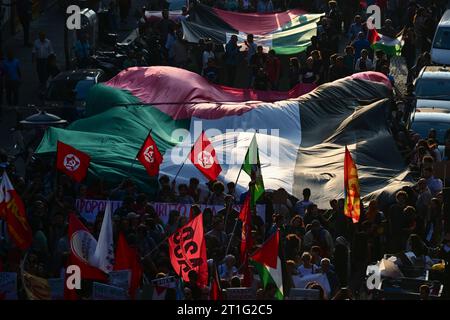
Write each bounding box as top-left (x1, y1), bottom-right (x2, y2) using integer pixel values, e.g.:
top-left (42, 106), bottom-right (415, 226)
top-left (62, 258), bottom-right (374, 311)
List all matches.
top-left (288, 288), bottom-right (320, 300)
top-left (0, 272), bottom-right (18, 300)
top-left (109, 270), bottom-right (131, 291)
top-left (75, 199), bottom-right (122, 223)
top-left (48, 278), bottom-right (65, 300)
top-left (151, 276), bottom-right (177, 289)
top-left (92, 282), bottom-right (128, 300)
top-left (76, 200), bottom-right (266, 225)
top-left (224, 287), bottom-right (256, 300)
top-left (292, 273), bottom-right (331, 296)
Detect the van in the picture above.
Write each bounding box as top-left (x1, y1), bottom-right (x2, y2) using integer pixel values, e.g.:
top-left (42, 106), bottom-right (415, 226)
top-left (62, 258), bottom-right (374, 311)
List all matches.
top-left (431, 9), bottom-right (450, 65)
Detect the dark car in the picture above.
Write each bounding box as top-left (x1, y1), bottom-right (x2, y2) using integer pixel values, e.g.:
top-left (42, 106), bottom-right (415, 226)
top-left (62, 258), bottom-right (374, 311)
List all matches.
top-left (44, 69), bottom-right (108, 121)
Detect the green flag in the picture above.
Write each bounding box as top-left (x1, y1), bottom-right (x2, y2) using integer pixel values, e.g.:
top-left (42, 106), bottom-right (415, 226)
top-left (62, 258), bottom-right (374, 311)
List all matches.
top-left (242, 134), bottom-right (265, 206)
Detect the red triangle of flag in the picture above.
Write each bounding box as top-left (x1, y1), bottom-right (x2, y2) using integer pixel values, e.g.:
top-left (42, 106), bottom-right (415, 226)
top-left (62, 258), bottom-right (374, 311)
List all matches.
top-left (367, 28), bottom-right (381, 45)
top-left (250, 230), bottom-right (279, 269)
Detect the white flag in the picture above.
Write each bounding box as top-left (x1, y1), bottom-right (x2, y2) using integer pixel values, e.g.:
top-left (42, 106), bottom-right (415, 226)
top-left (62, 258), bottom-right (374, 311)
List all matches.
top-left (93, 201), bottom-right (115, 273)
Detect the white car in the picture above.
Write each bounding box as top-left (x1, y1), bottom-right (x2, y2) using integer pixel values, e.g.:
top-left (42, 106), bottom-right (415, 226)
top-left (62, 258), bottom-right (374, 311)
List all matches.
top-left (431, 9), bottom-right (450, 66)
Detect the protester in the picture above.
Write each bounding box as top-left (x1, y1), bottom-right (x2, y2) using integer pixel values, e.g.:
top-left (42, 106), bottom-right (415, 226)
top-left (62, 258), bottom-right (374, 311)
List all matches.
top-left (32, 32), bottom-right (54, 90)
top-left (224, 35), bottom-right (241, 86)
top-left (74, 33), bottom-right (92, 69)
top-left (265, 49), bottom-right (280, 90)
top-left (3, 48), bottom-right (21, 106)
top-left (16, 0), bottom-right (32, 47)
top-left (354, 49), bottom-right (373, 72)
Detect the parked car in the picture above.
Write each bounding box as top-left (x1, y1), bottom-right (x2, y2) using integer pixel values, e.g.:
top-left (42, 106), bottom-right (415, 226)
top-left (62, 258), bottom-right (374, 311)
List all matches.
top-left (408, 108), bottom-right (450, 160)
top-left (44, 69), bottom-right (107, 121)
top-left (431, 9), bottom-right (450, 66)
top-left (414, 66), bottom-right (450, 104)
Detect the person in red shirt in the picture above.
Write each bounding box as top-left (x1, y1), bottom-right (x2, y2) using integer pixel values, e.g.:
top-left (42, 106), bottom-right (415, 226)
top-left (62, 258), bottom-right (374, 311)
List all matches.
top-left (265, 49), bottom-right (281, 90)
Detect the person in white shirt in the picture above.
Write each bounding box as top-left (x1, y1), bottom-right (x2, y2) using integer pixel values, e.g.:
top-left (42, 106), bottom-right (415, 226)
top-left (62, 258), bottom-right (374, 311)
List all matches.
top-left (297, 252), bottom-right (319, 277)
top-left (32, 31), bottom-right (54, 89)
top-left (422, 166), bottom-right (443, 196)
top-left (202, 42), bottom-right (215, 75)
top-left (218, 254), bottom-right (238, 280)
top-left (354, 49), bottom-right (373, 72)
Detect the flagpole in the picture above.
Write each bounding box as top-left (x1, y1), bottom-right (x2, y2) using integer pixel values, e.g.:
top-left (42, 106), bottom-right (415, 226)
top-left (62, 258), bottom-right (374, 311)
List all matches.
top-left (142, 233), bottom-right (172, 259)
top-left (173, 152), bottom-right (190, 182)
top-left (174, 130), bottom-right (203, 183)
top-left (224, 138), bottom-right (247, 229)
top-left (225, 184), bottom-right (253, 257)
top-left (224, 131), bottom-right (259, 257)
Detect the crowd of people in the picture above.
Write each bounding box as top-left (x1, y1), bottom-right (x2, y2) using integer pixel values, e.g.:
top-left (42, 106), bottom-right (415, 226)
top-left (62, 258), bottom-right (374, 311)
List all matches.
top-left (1, 0), bottom-right (450, 300)
top-left (131, 0), bottom-right (447, 92)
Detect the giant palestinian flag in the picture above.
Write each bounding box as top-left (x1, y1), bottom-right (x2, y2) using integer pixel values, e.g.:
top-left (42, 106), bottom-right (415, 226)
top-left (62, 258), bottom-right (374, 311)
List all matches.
top-left (181, 4), bottom-right (324, 55)
top-left (36, 66), bottom-right (413, 207)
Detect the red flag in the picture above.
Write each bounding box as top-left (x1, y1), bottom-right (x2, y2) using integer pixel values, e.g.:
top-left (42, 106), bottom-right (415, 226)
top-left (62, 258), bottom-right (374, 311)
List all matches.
top-left (344, 146), bottom-right (361, 223)
top-left (188, 206), bottom-right (194, 222)
top-left (136, 131), bottom-right (163, 177)
top-left (114, 233), bottom-right (143, 299)
top-left (239, 194), bottom-right (253, 287)
top-left (189, 131), bottom-right (222, 181)
top-left (65, 213), bottom-right (107, 299)
top-left (0, 172), bottom-right (32, 250)
top-left (169, 213), bottom-right (208, 288)
top-left (56, 141), bottom-right (91, 183)
top-left (209, 265), bottom-right (223, 300)
top-left (367, 28), bottom-right (381, 45)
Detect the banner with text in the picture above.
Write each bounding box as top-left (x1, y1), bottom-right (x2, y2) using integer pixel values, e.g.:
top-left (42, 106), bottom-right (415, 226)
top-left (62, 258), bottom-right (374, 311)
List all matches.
top-left (76, 199), bottom-right (266, 224)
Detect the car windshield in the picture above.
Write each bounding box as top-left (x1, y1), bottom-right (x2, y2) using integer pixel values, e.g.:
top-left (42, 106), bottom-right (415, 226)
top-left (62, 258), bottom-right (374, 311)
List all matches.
top-left (415, 77), bottom-right (450, 99)
top-left (74, 79), bottom-right (96, 100)
top-left (411, 119), bottom-right (450, 144)
top-left (433, 27), bottom-right (450, 50)
top-left (46, 79), bottom-right (80, 101)
top-left (46, 78), bottom-right (96, 102)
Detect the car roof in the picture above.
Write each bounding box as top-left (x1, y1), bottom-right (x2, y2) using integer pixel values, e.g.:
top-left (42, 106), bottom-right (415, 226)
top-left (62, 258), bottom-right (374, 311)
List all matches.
top-left (416, 99), bottom-right (450, 110)
top-left (52, 69), bottom-right (104, 82)
top-left (412, 111), bottom-right (450, 122)
top-left (439, 9), bottom-right (450, 27)
top-left (419, 66), bottom-right (450, 79)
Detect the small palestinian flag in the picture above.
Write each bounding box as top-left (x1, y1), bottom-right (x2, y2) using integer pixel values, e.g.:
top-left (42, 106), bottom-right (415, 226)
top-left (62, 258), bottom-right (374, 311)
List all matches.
top-left (250, 230), bottom-right (283, 300)
top-left (368, 28), bottom-right (402, 57)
